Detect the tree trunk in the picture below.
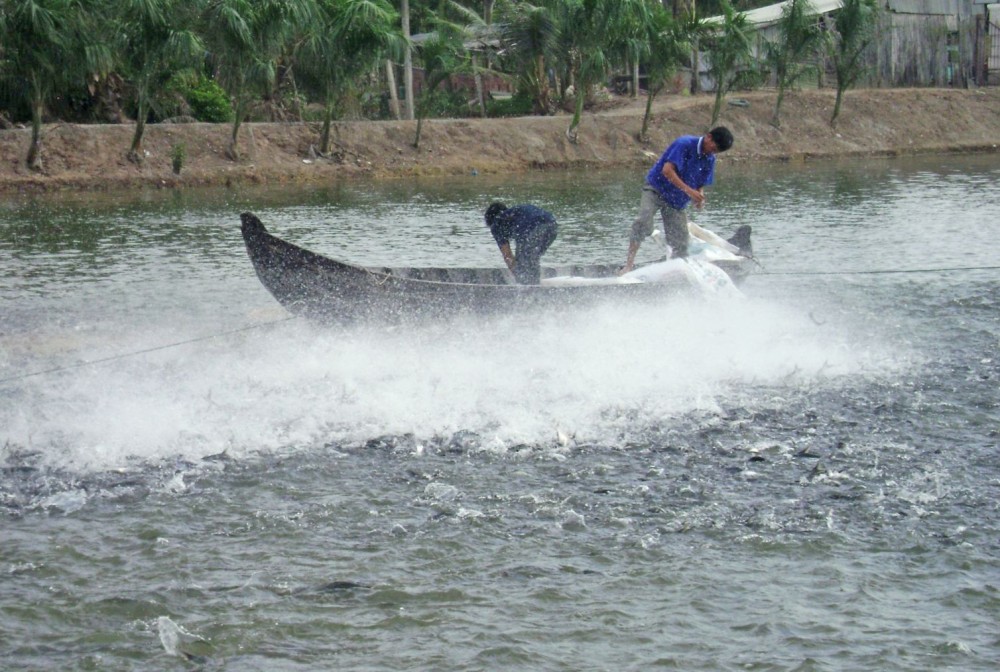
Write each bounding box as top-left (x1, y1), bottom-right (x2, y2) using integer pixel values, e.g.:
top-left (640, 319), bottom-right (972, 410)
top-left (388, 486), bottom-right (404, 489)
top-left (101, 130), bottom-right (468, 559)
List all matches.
top-left (386, 60), bottom-right (401, 120)
top-left (473, 54), bottom-right (486, 118)
top-left (321, 103), bottom-right (334, 154)
top-left (534, 54), bottom-right (550, 114)
top-left (830, 85), bottom-right (845, 127)
top-left (771, 84), bottom-right (785, 128)
top-left (27, 98), bottom-right (44, 172)
top-left (228, 112), bottom-right (243, 161)
top-left (413, 112), bottom-right (423, 149)
top-left (566, 83), bottom-right (584, 143)
top-left (691, 38), bottom-right (701, 95)
top-left (128, 115), bottom-right (147, 164)
top-left (674, 0), bottom-right (699, 94)
top-left (711, 87), bottom-right (724, 126)
top-left (402, 0), bottom-right (415, 121)
top-left (128, 91), bottom-right (148, 164)
top-left (640, 88), bottom-right (656, 142)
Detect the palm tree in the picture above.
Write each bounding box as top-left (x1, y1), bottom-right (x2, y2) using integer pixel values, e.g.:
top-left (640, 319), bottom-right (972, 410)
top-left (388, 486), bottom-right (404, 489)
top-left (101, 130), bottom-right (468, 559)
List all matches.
top-left (765, 0), bottom-right (824, 128)
top-left (564, 0), bottom-right (609, 141)
top-left (411, 4), bottom-right (473, 149)
top-left (296, 0), bottom-right (403, 155)
top-left (201, 0), bottom-right (318, 161)
top-left (559, 0), bottom-right (621, 143)
top-left (0, 0), bottom-right (112, 171)
top-left (494, 1), bottom-right (559, 115)
top-left (638, 5), bottom-right (689, 142)
top-left (828, 0), bottom-right (876, 127)
top-left (399, 0), bottom-right (415, 120)
top-left (672, 0), bottom-right (699, 94)
top-left (116, 0), bottom-right (205, 164)
top-left (702, 0), bottom-right (752, 127)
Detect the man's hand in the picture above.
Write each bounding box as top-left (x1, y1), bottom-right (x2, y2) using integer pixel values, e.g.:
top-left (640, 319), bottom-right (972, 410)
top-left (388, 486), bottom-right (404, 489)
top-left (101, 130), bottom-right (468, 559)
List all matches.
top-left (689, 188), bottom-right (706, 208)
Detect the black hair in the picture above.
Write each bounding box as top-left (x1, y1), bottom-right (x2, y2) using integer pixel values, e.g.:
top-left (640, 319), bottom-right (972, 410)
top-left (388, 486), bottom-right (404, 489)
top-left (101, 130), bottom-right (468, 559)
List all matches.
top-left (485, 201), bottom-right (507, 228)
top-left (709, 126), bottom-right (734, 152)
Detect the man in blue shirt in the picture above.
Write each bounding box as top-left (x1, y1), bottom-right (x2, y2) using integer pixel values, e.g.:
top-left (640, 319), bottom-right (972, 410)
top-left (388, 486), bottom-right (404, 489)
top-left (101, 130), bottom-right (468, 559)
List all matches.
top-left (485, 202), bottom-right (558, 284)
top-left (620, 126), bottom-right (734, 273)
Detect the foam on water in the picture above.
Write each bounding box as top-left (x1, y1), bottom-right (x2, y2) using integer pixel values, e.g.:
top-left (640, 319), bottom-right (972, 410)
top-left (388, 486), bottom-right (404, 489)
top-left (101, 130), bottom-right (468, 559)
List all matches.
top-left (1, 291), bottom-right (913, 474)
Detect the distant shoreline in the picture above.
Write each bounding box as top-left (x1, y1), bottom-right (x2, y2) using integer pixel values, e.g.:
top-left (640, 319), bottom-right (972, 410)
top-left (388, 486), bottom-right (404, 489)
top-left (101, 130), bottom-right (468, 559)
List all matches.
top-left (1, 87), bottom-right (998, 194)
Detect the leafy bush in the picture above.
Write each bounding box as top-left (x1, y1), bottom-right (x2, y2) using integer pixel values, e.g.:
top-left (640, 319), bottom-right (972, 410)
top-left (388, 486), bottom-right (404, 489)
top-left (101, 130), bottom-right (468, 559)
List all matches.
top-left (155, 71), bottom-right (200, 120)
top-left (487, 91), bottom-right (533, 118)
top-left (732, 67), bottom-right (768, 91)
top-left (187, 78), bottom-right (233, 123)
top-left (171, 143), bottom-right (185, 174)
top-left (419, 88), bottom-right (473, 119)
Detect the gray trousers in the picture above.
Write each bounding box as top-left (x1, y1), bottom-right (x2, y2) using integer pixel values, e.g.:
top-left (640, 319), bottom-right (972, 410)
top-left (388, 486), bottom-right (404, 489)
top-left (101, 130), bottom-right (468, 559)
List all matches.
top-left (629, 186), bottom-right (688, 258)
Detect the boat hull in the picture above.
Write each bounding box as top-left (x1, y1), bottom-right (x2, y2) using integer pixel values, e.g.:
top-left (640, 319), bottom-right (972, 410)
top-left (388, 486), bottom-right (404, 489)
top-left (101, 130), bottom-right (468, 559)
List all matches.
top-left (240, 212), bottom-right (753, 325)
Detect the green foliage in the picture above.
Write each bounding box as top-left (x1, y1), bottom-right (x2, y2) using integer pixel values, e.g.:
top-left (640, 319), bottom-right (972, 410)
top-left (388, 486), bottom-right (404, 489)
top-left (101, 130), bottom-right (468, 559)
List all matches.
top-left (703, 0), bottom-right (754, 126)
top-left (171, 142), bottom-right (186, 174)
top-left (731, 65), bottom-right (768, 91)
top-left (420, 87), bottom-right (473, 118)
top-left (487, 91), bottom-right (533, 118)
top-left (412, 4), bottom-right (480, 148)
top-left (116, 0), bottom-right (205, 160)
top-left (295, 0), bottom-right (403, 152)
top-left (200, 0), bottom-right (320, 159)
top-left (154, 70), bottom-right (199, 119)
top-left (186, 78), bottom-right (233, 122)
top-left (765, 0), bottom-right (825, 126)
top-left (829, 0), bottom-right (878, 125)
top-left (0, 0), bottom-right (113, 168)
top-left (637, 2), bottom-right (688, 141)
top-left (495, 0), bottom-right (559, 115)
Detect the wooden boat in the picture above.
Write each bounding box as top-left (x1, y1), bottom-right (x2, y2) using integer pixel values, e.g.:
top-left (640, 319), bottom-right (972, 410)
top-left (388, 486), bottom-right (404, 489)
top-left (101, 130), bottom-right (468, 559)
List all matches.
top-left (240, 212), bottom-right (754, 324)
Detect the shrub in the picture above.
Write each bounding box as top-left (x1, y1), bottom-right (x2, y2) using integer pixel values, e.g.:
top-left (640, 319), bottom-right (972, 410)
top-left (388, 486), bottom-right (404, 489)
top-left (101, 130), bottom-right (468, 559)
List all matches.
top-left (487, 91), bottom-right (533, 118)
top-left (419, 88), bottom-right (473, 119)
top-left (187, 78), bottom-right (233, 123)
top-left (171, 143), bottom-right (185, 174)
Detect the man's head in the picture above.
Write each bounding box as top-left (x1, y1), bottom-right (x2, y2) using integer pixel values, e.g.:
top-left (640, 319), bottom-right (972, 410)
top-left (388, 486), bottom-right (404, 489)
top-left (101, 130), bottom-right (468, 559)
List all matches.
top-left (485, 202), bottom-right (507, 228)
top-left (705, 126), bottom-right (734, 154)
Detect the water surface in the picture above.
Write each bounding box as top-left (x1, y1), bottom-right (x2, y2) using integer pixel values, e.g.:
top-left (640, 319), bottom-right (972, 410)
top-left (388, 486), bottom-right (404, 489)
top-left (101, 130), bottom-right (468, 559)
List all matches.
top-left (1, 154), bottom-right (998, 671)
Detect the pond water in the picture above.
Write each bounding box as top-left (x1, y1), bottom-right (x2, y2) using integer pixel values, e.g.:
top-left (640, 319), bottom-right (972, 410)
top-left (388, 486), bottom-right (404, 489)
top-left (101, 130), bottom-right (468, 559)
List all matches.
top-left (1, 154), bottom-right (998, 671)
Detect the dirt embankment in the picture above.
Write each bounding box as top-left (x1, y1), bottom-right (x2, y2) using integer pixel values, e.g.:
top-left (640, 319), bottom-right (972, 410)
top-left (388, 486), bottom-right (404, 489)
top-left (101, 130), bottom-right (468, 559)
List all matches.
top-left (1, 87), bottom-right (999, 193)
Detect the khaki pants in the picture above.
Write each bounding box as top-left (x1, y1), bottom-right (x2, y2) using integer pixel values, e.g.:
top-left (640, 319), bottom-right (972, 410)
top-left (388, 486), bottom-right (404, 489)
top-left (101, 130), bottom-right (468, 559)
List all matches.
top-left (629, 186), bottom-right (688, 258)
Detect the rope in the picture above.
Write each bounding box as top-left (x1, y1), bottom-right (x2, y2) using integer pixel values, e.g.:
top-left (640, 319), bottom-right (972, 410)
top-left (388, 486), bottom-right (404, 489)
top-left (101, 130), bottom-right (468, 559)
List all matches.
top-left (0, 314), bottom-right (298, 385)
top-left (3, 263), bottom-right (996, 383)
top-left (756, 264), bottom-right (1000, 277)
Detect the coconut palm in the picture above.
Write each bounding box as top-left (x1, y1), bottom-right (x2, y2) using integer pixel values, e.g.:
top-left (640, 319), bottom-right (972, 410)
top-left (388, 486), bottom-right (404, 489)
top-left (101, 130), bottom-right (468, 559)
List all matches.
top-left (638, 5), bottom-right (689, 142)
top-left (828, 0), bottom-right (876, 127)
top-left (557, 0), bottom-right (609, 142)
top-left (116, 0), bottom-right (205, 164)
top-left (702, 0), bottom-right (752, 127)
top-left (200, 0), bottom-right (318, 160)
top-left (411, 4), bottom-right (474, 149)
top-left (296, 0), bottom-right (403, 155)
top-left (399, 0), bottom-right (415, 119)
top-left (765, 0), bottom-right (824, 128)
top-left (494, 0), bottom-right (559, 115)
top-left (558, 0), bottom-right (671, 143)
top-left (0, 0), bottom-right (112, 171)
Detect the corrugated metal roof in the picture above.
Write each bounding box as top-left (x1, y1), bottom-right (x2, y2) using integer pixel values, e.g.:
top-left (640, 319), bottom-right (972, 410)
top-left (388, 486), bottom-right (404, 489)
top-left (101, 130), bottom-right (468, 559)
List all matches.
top-left (705, 0), bottom-right (845, 28)
top-left (705, 0), bottom-right (977, 26)
top-left (886, 0), bottom-right (962, 14)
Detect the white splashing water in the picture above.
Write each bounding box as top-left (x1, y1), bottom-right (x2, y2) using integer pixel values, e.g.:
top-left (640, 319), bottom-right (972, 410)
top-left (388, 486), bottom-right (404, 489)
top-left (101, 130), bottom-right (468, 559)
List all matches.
top-left (3, 293), bottom-right (910, 473)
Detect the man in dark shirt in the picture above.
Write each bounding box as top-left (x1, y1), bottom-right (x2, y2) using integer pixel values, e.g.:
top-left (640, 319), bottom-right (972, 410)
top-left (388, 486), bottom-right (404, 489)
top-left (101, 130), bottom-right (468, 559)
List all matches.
top-left (485, 202), bottom-right (558, 284)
